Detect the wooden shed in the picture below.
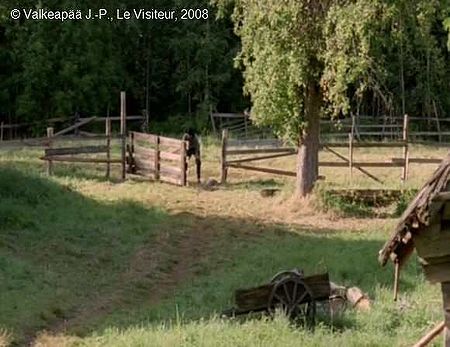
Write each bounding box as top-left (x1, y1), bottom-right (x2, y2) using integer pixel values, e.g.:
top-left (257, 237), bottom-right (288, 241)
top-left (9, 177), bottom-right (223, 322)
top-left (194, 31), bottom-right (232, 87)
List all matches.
top-left (379, 154), bottom-right (450, 346)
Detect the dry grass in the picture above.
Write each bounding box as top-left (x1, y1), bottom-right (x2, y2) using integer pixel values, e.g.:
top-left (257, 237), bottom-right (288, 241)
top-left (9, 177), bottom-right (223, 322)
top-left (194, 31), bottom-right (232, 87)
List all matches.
top-left (0, 330), bottom-right (11, 347)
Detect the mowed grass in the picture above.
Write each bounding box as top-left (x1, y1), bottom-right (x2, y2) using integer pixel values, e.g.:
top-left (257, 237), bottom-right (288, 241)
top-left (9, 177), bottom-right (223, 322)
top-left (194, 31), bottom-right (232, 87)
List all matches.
top-left (0, 140), bottom-right (447, 346)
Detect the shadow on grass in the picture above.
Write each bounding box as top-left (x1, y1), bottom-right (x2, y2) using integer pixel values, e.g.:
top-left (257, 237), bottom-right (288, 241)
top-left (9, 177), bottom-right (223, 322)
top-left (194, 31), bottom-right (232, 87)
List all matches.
top-left (0, 166), bottom-right (423, 344)
top-left (225, 178), bottom-right (285, 191)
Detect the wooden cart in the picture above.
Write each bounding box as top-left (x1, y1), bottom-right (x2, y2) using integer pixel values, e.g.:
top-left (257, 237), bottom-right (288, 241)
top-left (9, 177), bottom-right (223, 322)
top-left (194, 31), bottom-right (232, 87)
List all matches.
top-left (222, 270), bottom-right (330, 326)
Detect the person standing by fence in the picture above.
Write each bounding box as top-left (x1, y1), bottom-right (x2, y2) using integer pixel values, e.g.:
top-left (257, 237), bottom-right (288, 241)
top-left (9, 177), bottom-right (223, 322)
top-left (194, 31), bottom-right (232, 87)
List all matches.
top-left (182, 128), bottom-right (201, 184)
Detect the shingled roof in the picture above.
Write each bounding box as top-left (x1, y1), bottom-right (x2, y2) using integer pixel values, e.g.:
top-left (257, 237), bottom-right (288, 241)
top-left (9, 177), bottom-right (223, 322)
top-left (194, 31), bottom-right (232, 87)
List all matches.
top-left (379, 154), bottom-right (450, 267)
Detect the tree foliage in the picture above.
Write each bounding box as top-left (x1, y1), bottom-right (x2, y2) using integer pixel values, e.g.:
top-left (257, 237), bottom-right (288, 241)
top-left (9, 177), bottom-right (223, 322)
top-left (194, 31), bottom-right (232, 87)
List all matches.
top-left (215, 0), bottom-right (450, 141)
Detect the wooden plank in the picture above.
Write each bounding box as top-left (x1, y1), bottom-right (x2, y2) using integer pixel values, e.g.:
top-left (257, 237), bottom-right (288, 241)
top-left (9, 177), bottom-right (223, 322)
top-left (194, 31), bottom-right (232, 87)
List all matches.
top-left (134, 155), bottom-right (156, 171)
top-left (391, 158), bottom-right (442, 164)
top-left (320, 161), bottom-right (405, 168)
top-left (134, 146), bottom-right (156, 158)
top-left (160, 175), bottom-right (182, 186)
top-left (41, 156), bottom-right (122, 163)
top-left (227, 138), bottom-right (284, 147)
top-left (212, 113), bottom-right (246, 118)
top-left (159, 135), bottom-right (182, 148)
top-left (79, 116), bottom-right (144, 122)
top-left (414, 223), bottom-right (450, 260)
top-left (227, 148), bottom-right (296, 155)
top-left (412, 321), bottom-right (444, 347)
top-left (227, 163), bottom-right (296, 177)
top-left (410, 132), bottom-right (450, 136)
top-left (160, 166), bottom-right (182, 177)
top-left (226, 151), bottom-right (296, 164)
top-left (45, 146), bottom-right (108, 156)
top-left (132, 131), bottom-right (158, 143)
top-left (323, 146), bottom-right (382, 183)
top-left (321, 142), bottom-right (406, 148)
top-left (160, 151), bottom-right (181, 162)
top-left (53, 117), bottom-right (96, 137)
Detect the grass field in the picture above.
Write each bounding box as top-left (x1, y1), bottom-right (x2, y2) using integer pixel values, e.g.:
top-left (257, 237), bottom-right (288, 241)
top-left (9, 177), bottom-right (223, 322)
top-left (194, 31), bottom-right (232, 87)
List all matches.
top-left (0, 140), bottom-right (448, 346)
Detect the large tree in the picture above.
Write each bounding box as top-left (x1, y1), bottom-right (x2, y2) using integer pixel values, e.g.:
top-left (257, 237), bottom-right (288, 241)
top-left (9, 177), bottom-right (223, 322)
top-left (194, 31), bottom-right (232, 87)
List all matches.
top-left (215, 0), bottom-right (450, 196)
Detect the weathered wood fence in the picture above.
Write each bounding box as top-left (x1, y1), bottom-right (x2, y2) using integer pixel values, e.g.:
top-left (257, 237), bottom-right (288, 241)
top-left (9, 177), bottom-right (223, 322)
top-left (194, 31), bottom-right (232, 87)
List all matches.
top-left (40, 92), bottom-right (128, 180)
top-left (127, 132), bottom-right (187, 186)
top-left (220, 115), bottom-right (443, 184)
top-left (41, 120), bottom-right (125, 179)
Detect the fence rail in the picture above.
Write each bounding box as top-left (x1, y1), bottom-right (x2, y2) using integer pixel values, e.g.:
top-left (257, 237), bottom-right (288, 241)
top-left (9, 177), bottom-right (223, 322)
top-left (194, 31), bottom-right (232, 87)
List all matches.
top-left (220, 115), bottom-right (443, 184)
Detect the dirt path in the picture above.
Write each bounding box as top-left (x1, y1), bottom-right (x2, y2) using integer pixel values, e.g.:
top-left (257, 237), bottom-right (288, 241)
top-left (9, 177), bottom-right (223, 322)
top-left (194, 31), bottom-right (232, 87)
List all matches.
top-left (30, 214), bottom-right (226, 345)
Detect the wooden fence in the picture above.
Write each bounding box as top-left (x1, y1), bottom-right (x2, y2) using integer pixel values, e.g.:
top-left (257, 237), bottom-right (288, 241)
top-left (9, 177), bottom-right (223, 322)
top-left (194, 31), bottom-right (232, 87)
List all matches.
top-left (40, 92), bottom-right (128, 180)
top-left (41, 121), bottom-right (123, 179)
top-left (220, 116), bottom-right (443, 184)
top-left (127, 131), bottom-right (187, 186)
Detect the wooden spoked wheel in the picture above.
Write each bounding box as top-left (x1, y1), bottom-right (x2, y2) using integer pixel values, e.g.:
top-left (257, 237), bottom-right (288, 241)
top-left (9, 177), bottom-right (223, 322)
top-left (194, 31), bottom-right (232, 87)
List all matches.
top-left (268, 276), bottom-right (315, 326)
top-left (270, 269), bottom-right (304, 284)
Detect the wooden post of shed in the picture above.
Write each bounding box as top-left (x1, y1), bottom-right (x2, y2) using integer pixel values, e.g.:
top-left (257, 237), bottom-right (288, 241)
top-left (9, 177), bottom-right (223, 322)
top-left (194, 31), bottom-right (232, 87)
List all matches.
top-left (120, 91), bottom-right (127, 181)
top-left (46, 127), bottom-right (54, 176)
top-left (401, 114), bottom-right (409, 182)
top-left (393, 259), bottom-right (400, 301)
top-left (442, 282), bottom-right (450, 347)
top-left (348, 132), bottom-right (354, 180)
top-left (180, 140), bottom-right (187, 186)
top-left (0, 122), bottom-right (4, 142)
top-left (105, 118), bottom-right (111, 179)
top-left (220, 129), bottom-right (228, 184)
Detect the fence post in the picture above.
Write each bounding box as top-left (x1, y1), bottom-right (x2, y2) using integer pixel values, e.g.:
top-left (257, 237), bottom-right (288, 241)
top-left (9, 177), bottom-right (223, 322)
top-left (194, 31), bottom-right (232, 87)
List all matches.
top-left (0, 122), bottom-right (3, 142)
top-left (401, 114), bottom-right (409, 182)
top-left (46, 127), bottom-right (54, 176)
top-left (128, 132), bottom-right (135, 174)
top-left (220, 129), bottom-right (228, 184)
top-left (154, 136), bottom-right (160, 181)
top-left (180, 140), bottom-right (187, 186)
top-left (105, 118), bottom-right (111, 179)
top-left (120, 91), bottom-right (127, 181)
top-left (348, 132), bottom-right (354, 180)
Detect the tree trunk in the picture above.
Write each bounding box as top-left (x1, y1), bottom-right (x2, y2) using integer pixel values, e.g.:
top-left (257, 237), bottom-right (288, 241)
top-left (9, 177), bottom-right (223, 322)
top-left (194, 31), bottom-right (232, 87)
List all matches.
top-left (296, 82), bottom-right (321, 197)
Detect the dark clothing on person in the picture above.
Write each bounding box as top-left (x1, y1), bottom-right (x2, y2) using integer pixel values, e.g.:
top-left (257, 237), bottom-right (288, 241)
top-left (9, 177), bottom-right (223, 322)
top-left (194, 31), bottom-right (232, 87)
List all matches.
top-left (182, 130), bottom-right (201, 183)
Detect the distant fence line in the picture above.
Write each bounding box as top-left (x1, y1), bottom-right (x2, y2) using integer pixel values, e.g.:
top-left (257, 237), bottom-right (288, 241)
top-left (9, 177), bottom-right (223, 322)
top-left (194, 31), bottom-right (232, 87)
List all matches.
top-left (220, 115), bottom-right (443, 184)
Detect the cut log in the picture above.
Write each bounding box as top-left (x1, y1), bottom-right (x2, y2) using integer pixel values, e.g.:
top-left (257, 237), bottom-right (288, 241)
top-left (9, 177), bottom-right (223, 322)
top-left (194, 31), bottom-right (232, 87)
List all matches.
top-left (346, 287), bottom-right (371, 311)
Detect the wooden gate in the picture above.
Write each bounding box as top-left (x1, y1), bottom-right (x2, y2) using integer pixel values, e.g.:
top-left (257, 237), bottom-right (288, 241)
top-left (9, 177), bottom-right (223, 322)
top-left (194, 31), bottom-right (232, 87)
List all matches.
top-left (128, 132), bottom-right (187, 186)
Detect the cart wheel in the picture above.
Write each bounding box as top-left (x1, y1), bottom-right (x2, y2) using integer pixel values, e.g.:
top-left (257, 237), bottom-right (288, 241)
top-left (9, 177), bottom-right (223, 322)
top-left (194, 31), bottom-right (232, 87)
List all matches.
top-left (268, 276), bottom-right (315, 327)
top-left (270, 269), bottom-right (304, 283)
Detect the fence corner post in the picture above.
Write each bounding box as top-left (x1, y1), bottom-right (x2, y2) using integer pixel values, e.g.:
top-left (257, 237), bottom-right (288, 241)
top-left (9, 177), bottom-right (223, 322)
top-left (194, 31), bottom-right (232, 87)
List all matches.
top-left (46, 127), bottom-right (54, 176)
top-left (220, 129), bottom-right (228, 184)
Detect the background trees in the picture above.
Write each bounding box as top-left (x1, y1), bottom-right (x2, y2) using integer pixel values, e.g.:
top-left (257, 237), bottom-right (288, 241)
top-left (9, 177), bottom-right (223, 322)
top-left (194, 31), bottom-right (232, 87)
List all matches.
top-left (0, 1), bottom-right (246, 132)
